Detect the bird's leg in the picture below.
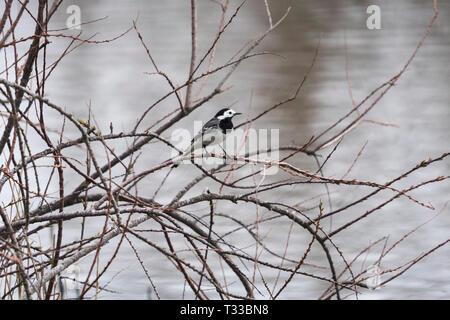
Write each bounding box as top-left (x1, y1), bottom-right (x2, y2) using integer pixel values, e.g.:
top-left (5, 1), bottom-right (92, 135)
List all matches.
top-left (219, 145), bottom-right (232, 162)
top-left (203, 145), bottom-right (211, 158)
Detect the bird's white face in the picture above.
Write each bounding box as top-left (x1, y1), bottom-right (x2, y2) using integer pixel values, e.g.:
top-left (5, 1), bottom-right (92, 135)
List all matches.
top-left (218, 108), bottom-right (239, 120)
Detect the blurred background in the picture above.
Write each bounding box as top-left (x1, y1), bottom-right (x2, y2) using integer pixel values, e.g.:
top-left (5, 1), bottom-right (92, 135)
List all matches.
top-left (8, 0), bottom-right (449, 299)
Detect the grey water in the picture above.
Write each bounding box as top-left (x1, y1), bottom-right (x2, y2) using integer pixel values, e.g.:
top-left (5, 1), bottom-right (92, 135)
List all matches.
top-left (8, 0), bottom-right (450, 299)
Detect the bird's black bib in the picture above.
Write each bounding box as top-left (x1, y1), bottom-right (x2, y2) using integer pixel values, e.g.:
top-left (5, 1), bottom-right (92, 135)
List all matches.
top-left (218, 117), bottom-right (234, 134)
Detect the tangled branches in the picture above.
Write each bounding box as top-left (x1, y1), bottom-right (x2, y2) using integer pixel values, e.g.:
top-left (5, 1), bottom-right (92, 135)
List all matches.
top-left (0, 0), bottom-right (447, 300)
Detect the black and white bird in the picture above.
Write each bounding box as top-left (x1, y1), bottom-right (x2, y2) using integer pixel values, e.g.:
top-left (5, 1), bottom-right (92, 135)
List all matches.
top-left (173, 108), bottom-right (241, 166)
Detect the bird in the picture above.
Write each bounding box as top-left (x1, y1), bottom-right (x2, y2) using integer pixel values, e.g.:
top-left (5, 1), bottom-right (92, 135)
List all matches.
top-left (172, 107), bottom-right (242, 166)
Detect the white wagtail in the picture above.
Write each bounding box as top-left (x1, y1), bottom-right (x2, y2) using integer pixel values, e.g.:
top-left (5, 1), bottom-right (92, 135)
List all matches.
top-left (172, 108), bottom-right (242, 166)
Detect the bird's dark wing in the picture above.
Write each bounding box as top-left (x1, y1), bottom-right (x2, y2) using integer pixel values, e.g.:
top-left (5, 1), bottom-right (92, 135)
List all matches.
top-left (203, 117), bottom-right (220, 130)
top-left (190, 118), bottom-right (220, 144)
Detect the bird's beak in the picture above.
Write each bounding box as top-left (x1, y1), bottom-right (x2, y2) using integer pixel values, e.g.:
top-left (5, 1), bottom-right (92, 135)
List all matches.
top-left (234, 112), bottom-right (242, 116)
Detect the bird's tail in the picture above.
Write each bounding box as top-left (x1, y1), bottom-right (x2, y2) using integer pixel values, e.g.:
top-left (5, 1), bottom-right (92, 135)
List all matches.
top-left (160, 156), bottom-right (180, 168)
top-left (161, 151), bottom-right (188, 168)
top-left (163, 145), bottom-right (200, 168)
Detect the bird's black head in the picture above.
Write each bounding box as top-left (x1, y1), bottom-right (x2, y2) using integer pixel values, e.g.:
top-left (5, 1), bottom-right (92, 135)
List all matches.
top-left (215, 108), bottom-right (241, 119)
